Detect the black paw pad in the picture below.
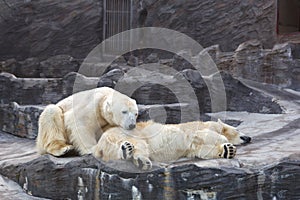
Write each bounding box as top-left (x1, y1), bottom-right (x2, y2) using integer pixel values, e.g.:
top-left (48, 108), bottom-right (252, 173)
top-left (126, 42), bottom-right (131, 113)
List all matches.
top-left (222, 143), bottom-right (236, 159)
top-left (121, 141), bottom-right (134, 159)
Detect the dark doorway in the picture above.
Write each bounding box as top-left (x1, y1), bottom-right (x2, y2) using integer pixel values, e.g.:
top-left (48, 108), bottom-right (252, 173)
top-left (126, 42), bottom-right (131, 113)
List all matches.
top-left (278, 0), bottom-right (300, 34)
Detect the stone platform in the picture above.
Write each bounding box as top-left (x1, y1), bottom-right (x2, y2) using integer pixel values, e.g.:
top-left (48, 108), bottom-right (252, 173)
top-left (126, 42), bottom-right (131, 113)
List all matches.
top-left (0, 80), bottom-right (299, 200)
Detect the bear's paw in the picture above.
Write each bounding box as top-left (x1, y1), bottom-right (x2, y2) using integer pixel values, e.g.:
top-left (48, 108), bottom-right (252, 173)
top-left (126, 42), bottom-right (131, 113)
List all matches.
top-left (219, 143), bottom-right (236, 159)
top-left (133, 155), bottom-right (152, 170)
top-left (121, 141), bottom-right (134, 160)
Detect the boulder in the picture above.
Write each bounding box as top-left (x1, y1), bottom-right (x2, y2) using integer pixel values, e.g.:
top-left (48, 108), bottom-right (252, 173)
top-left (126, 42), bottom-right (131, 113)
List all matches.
top-left (0, 72), bottom-right (62, 105)
top-left (0, 55), bottom-right (80, 78)
top-left (0, 102), bottom-right (43, 139)
top-left (99, 67), bottom-right (283, 114)
top-left (39, 55), bottom-right (80, 78)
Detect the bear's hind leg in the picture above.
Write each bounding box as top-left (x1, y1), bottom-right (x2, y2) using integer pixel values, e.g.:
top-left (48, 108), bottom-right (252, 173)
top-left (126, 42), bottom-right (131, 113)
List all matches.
top-left (133, 155), bottom-right (152, 170)
top-left (131, 140), bottom-right (152, 170)
top-left (119, 140), bottom-right (152, 170)
top-left (46, 140), bottom-right (74, 157)
top-left (36, 104), bottom-right (72, 156)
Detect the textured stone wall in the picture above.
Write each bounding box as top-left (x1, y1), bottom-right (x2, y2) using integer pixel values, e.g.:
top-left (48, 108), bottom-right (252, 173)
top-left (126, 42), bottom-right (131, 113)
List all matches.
top-left (0, 0), bottom-right (102, 60)
top-left (0, 0), bottom-right (279, 60)
top-left (0, 103), bottom-right (43, 139)
top-left (138, 0), bottom-right (277, 51)
top-left (210, 40), bottom-right (300, 89)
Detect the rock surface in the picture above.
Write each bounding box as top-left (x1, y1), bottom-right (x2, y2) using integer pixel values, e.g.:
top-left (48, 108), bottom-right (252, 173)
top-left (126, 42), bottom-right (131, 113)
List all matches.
top-left (0, 68), bottom-right (283, 139)
top-left (139, 0), bottom-right (277, 51)
top-left (0, 103), bottom-right (44, 139)
top-left (0, 0), bottom-right (102, 60)
top-left (0, 81), bottom-right (299, 199)
top-left (0, 72), bottom-right (62, 105)
top-left (0, 55), bottom-right (80, 78)
top-left (0, 0), bottom-right (280, 61)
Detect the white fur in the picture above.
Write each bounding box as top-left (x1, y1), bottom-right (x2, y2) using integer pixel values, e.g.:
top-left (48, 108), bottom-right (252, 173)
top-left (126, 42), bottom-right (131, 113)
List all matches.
top-left (36, 87), bottom-right (138, 156)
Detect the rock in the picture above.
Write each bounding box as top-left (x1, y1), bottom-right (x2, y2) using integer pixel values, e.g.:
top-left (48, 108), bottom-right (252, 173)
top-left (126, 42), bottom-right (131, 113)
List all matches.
top-left (62, 72), bottom-right (99, 97)
top-left (144, 53), bottom-right (159, 63)
top-left (0, 71), bottom-right (100, 105)
top-left (39, 55), bottom-right (80, 78)
top-left (127, 55), bottom-right (139, 67)
top-left (0, 72), bottom-right (63, 105)
top-left (0, 69), bottom-right (299, 199)
top-left (0, 90), bottom-right (299, 199)
top-left (97, 69), bottom-right (125, 88)
top-left (139, 0), bottom-right (277, 51)
top-left (291, 65), bottom-right (300, 90)
top-left (97, 66), bottom-right (283, 114)
top-left (0, 103), bottom-right (44, 139)
top-left (18, 57), bottom-right (41, 78)
top-left (0, 0), bottom-right (102, 60)
top-left (0, 174), bottom-right (47, 200)
top-left (200, 41), bottom-right (299, 88)
top-left (1, 55), bottom-right (80, 78)
top-left (0, 57), bottom-right (41, 78)
top-left (172, 50), bottom-right (194, 71)
top-left (0, 68), bottom-right (111, 105)
top-left (137, 103), bottom-right (198, 124)
top-left (0, 58), bottom-right (20, 76)
top-left (0, 0), bottom-right (279, 61)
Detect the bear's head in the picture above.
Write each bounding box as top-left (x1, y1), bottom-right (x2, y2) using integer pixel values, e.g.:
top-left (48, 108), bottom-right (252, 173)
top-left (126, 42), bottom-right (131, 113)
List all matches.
top-left (103, 92), bottom-right (138, 130)
top-left (217, 119), bottom-right (251, 145)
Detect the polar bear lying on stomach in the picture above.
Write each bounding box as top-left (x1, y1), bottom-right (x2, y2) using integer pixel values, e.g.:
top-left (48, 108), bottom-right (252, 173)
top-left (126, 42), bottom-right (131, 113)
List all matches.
top-left (36, 87), bottom-right (138, 156)
top-left (94, 120), bottom-right (251, 170)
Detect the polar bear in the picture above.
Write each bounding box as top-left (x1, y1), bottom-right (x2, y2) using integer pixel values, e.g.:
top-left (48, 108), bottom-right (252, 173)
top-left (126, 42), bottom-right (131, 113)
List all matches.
top-left (94, 120), bottom-right (251, 170)
top-left (36, 87), bottom-right (138, 156)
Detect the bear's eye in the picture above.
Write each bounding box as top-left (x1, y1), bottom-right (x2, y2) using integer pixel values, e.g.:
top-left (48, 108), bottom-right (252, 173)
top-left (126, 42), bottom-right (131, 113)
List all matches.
top-left (122, 111), bottom-right (128, 114)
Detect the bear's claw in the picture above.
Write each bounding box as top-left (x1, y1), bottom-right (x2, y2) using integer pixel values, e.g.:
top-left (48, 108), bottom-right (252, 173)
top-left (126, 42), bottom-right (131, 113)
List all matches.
top-left (121, 141), bottom-right (134, 160)
top-left (52, 145), bottom-right (74, 157)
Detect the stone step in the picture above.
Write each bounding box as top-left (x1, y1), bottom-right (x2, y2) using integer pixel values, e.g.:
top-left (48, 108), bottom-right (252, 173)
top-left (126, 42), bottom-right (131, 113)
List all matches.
top-left (0, 111), bottom-right (299, 199)
top-left (1, 68), bottom-right (283, 114)
top-left (0, 72), bottom-right (99, 105)
top-left (0, 102), bottom-right (44, 139)
top-left (0, 55), bottom-right (80, 78)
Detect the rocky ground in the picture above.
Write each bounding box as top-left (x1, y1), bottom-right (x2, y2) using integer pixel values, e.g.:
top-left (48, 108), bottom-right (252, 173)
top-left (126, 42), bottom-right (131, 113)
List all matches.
top-left (0, 40), bottom-right (299, 200)
top-left (0, 77), bottom-right (299, 199)
top-left (0, 1), bottom-right (299, 199)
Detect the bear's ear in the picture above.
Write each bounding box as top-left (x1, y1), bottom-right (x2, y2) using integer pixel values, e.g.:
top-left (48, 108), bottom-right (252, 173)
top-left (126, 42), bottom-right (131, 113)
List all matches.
top-left (218, 119), bottom-right (223, 124)
top-left (105, 101), bottom-right (111, 113)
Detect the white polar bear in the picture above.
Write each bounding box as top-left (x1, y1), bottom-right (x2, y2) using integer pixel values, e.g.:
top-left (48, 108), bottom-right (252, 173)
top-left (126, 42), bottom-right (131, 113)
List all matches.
top-left (94, 120), bottom-right (251, 170)
top-left (36, 87), bottom-right (138, 156)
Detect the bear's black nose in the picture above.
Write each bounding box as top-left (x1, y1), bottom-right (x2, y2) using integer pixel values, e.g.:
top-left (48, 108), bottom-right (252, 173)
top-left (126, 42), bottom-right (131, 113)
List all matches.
top-left (240, 136), bottom-right (251, 144)
top-left (129, 124), bottom-right (136, 130)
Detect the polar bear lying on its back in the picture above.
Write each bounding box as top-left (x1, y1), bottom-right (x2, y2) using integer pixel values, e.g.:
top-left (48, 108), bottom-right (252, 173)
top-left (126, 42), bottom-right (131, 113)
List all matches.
top-left (94, 120), bottom-right (251, 170)
top-left (36, 87), bottom-right (138, 156)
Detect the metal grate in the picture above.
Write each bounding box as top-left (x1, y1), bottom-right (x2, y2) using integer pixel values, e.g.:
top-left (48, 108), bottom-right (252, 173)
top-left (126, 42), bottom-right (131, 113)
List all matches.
top-left (103, 0), bottom-right (133, 55)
